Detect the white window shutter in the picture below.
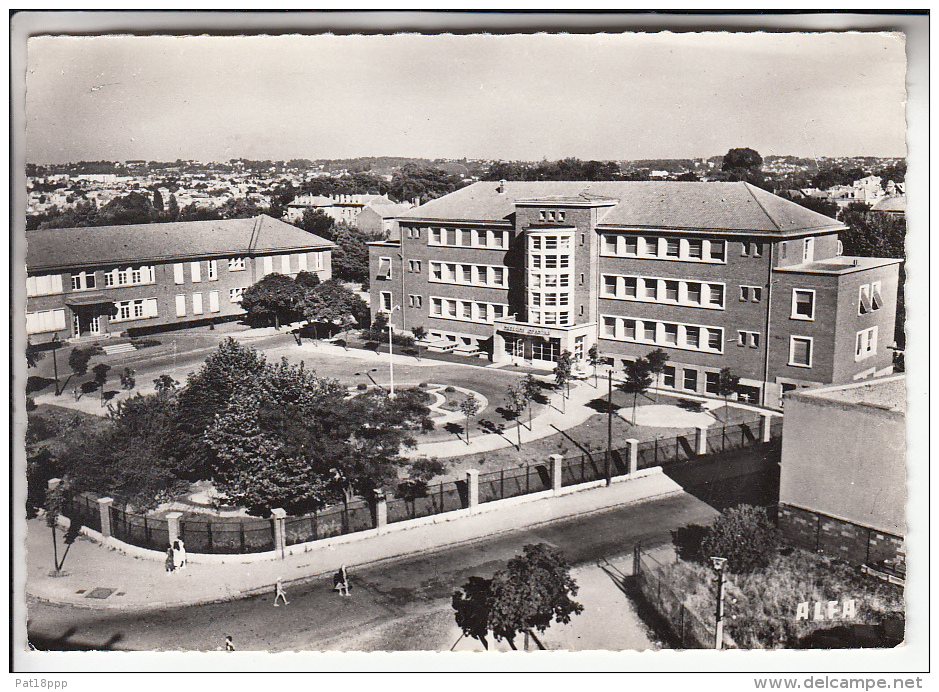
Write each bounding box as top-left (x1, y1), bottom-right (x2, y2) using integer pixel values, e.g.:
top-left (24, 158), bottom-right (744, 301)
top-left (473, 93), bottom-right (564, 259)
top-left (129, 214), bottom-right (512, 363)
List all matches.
top-left (281, 255), bottom-right (291, 274)
top-left (53, 309), bottom-right (66, 330)
top-left (193, 293), bottom-right (203, 315)
top-left (298, 253), bottom-right (307, 271)
top-left (191, 261), bottom-right (201, 283)
top-left (209, 291), bottom-right (220, 313)
top-left (263, 256), bottom-right (273, 275)
top-left (174, 263), bottom-right (185, 284)
top-left (145, 298), bottom-right (159, 318)
top-left (175, 295), bottom-right (186, 317)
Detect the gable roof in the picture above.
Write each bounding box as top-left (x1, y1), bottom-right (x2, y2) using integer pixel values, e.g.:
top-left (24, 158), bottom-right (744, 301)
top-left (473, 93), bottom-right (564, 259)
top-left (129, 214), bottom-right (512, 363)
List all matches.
top-left (399, 181), bottom-right (844, 235)
top-left (26, 215), bottom-right (334, 272)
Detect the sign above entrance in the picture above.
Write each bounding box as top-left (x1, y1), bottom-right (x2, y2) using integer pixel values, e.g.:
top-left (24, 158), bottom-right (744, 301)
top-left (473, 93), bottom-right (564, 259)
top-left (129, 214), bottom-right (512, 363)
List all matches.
top-left (500, 324), bottom-right (552, 337)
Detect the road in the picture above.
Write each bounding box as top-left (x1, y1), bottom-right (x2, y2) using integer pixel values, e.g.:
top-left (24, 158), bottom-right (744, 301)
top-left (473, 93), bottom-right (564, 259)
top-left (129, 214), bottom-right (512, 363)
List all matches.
top-left (26, 491), bottom-right (718, 652)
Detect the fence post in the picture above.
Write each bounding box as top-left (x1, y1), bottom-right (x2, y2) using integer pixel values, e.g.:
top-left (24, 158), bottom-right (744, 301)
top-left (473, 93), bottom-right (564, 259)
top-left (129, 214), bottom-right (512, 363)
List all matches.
top-left (271, 508), bottom-right (287, 558)
top-left (695, 426), bottom-right (708, 456)
top-left (166, 511), bottom-right (182, 548)
top-left (97, 497), bottom-right (114, 537)
top-left (466, 469), bottom-right (479, 514)
top-left (373, 491), bottom-right (388, 534)
top-left (550, 454), bottom-right (563, 494)
top-left (760, 413), bottom-right (772, 443)
top-left (626, 439), bottom-right (639, 475)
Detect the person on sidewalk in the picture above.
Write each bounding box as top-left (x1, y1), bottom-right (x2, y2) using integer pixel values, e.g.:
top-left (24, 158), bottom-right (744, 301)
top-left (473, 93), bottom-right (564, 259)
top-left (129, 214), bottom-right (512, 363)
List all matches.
top-left (224, 636), bottom-right (235, 652)
top-left (172, 539), bottom-right (187, 571)
top-left (165, 545), bottom-right (175, 573)
top-left (333, 565), bottom-right (350, 596)
top-left (273, 577), bottom-right (289, 606)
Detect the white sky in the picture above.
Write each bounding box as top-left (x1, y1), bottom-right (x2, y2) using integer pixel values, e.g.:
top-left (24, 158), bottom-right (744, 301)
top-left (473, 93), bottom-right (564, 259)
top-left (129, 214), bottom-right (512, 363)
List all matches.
top-left (25, 31), bottom-right (908, 164)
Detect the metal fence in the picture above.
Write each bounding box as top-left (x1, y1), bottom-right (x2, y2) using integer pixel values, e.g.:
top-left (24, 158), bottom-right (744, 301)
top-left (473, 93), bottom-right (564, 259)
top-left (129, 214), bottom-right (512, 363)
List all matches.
top-left (109, 506), bottom-right (169, 552)
top-left (61, 415), bottom-right (780, 555)
top-left (634, 545), bottom-right (733, 649)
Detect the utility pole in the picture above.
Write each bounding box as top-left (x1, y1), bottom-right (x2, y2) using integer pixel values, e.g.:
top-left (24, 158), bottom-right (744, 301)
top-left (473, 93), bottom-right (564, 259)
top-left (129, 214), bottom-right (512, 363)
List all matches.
top-left (606, 368), bottom-right (613, 486)
top-left (711, 556), bottom-right (727, 650)
top-left (50, 335), bottom-right (61, 396)
top-left (388, 308), bottom-right (396, 398)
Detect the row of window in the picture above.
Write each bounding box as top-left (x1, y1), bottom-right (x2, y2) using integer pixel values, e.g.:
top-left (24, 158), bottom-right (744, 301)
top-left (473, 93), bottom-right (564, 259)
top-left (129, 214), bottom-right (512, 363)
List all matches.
top-left (173, 289), bottom-right (243, 318)
top-left (601, 315), bottom-right (725, 353)
top-left (529, 291), bottom-right (571, 307)
top-left (856, 326), bottom-right (878, 361)
top-left (601, 274), bottom-right (725, 309)
top-left (859, 282), bottom-right (883, 315)
top-left (528, 310), bottom-right (571, 327)
top-left (428, 296), bottom-right (509, 324)
top-left (530, 254), bottom-right (571, 269)
top-left (428, 261), bottom-right (507, 288)
top-left (529, 234), bottom-right (572, 250)
top-left (112, 298), bottom-right (159, 322)
top-left (660, 366), bottom-right (724, 395)
top-left (425, 227), bottom-right (511, 249)
top-left (537, 210), bottom-right (567, 223)
top-left (29, 266), bottom-right (157, 296)
top-left (25, 308), bottom-right (67, 334)
top-left (601, 235), bottom-right (726, 263)
top-left (530, 272), bottom-right (571, 288)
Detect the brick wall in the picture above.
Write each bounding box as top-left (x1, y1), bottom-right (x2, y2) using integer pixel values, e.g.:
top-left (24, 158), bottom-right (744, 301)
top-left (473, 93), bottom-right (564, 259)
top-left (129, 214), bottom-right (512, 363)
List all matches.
top-left (778, 503), bottom-right (903, 566)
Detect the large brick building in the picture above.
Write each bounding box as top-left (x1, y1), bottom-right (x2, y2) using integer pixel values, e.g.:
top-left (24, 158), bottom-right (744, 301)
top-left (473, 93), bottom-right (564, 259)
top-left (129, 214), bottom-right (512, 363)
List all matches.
top-left (26, 214), bottom-right (333, 342)
top-left (369, 181), bottom-right (899, 407)
top-left (778, 375), bottom-right (906, 567)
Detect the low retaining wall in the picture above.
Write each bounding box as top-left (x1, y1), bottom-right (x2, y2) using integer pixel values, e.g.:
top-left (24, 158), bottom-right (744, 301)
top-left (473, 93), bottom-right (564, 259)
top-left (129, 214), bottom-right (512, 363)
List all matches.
top-left (59, 467), bottom-right (666, 565)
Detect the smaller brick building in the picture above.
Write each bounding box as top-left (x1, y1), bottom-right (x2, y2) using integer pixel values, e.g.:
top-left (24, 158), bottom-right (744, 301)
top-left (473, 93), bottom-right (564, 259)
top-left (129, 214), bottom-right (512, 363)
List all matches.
top-left (778, 375), bottom-right (906, 567)
top-left (26, 214), bottom-right (333, 342)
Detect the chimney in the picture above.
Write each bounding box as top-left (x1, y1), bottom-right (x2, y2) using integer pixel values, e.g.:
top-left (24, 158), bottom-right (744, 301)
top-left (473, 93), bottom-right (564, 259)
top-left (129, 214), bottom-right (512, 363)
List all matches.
top-left (497, 179), bottom-right (507, 194)
top-left (413, 196), bottom-right (420, 207)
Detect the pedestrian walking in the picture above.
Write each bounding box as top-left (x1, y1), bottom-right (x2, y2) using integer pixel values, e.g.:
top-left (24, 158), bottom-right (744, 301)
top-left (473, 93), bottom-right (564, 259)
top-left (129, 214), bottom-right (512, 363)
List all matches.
top-left (165, 545), bottom-right (175, 573)
top-left (273, 577), bottom-right (289, 606)
top-left (173, 539), bottom-right (187, 570)
top-left (333, 564), bottom-right (350, 596)
top-left (224, 636), bottom-right (235, 652)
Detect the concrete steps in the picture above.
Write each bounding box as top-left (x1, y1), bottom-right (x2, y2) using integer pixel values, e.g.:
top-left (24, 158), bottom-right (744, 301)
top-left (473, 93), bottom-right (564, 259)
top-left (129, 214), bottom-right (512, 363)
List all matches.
top-left (102, 342), bottom-right (137, 356)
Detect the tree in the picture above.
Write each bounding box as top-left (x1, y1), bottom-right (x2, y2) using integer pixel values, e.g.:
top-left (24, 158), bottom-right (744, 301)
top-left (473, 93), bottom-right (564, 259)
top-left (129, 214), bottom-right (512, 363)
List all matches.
top-left (120, 367), bottom-right (136, 391)
top-left (395, 458), bottom-right (447, 518)
top-left (716, 367), bottom-right (741, 421)
top-left (331, 223), bottom-right (373, 286)
top-left (586, 345), bottom-right (601, 388)
top-left (92, 363), bottom-right (111, 406)
top-left (701, 505), bottom-right (777, 573)
top-left (26, 340), bottom-right (45, 368)
top-left (153, 374), bottom-right (179, 395)
top-left (505, 381), bottom-right (530, 449)
top-left (240, 273), bottom-right (305, 328)
top-left (166, 193), bottom-right (180, 221)
top-left (645, 348), bottom-right (669, 404)
top-left (521, 373), bottom-right (541, 430)
top-left (460, 394), bottom-right (480, 443)
top-left (44, 480), bottom-right (83, 575)
top-left (298, 208), bottom-right (336, 240)
top-left (623, 357), bottom-right (653, 422)
top-left (553, 350), bottom-right (574, 413)
top-left (722, 148), bottom-right (763, 172)
top-left (68, 347), bottom-right (93, 379)
top-left (453, 543), bottom-right (583, 650)
top-left (300, 278), bottom-right (369, 340)
top-left (152, 188), bottom-right (164, 212)
top-left (389, 163), bottom-right (465, 204)
top-left (411, 326), bottom-right (427, 361)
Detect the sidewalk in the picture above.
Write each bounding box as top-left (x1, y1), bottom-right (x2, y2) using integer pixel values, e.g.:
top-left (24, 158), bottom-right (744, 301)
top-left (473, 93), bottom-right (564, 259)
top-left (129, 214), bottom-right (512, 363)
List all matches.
top-left (24, 470), bottom-right (685, 612)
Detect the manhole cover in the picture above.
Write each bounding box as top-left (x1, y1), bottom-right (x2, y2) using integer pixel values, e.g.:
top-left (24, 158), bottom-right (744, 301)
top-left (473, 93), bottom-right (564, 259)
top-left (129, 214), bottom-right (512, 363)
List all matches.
top-left (85, 587), bottom-right (115, 599)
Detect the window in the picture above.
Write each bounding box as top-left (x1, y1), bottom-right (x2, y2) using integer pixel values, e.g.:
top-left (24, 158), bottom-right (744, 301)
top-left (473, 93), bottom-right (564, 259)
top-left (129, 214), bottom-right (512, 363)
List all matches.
top-left (174, 263), bottom-right (185, 284)
top-left (26, 308), bottom-right (67, 334)
top-left (209, 291), bottom-right (220, 313)
top-left (478, 303), bottom-right (489, 322)
top-left (603, 235), bottom-right (617, 255)
top-left (447, 300), bottom-right (457, 317)
top-left (705, 372), bottom-right (720, 395)
top-left (792, 289), bottom-right (815, 320)
top-left (546, 211), bottom-right (555, 222)
top-left (740, 286), bottom-right (749, 302)
top-left (708, 284), bottom-right (724, 308)
top-left (662, 366), bottom-right (676, 388)
top-left (412, 228), bottom-right (421, 241)
top-left (789, 336), bottom-right (813, 367)
top-left (643, 323), bottom-right (656, 341)
top-left (228, 257), bottom-right (246, 271)
top-left (493, 304), bottom-right (505, 319)
top-left (492, 267), bottom-right (505, 286)
top-left (545, 236), bottom-right (558, 250)
top-left (117, 269), bottom-right (130, 286)
top-left (557, 211), bottom-right (565, 222)
top-left (709, 241), bottom-right (725, 261)
top-left (644, 280), bottom-right (657, 300)
top-left (741, 242), bottom-right (751, 257)
top-left (460, 265), bottom-right (472, 283)
top-left (665, 239), bottom-right (680, 257)
top-left (229, 287), bottom-right (245, 303)
top-left (683, 369), bottom-right (698, 391)
top-left (803, 237), bottom-right (815, 263)
top-left (462, 302), bottom-right (473, 319)
top-left (686, 282), bottom-right (701, 304)
top-left (531, 236), bottom-right (542, 251)
top-left (707, 328), bottom-right (723, 351)
top-left (176, 295), bottom-right (186, 316)
top-left (685, 326), bottom-right (700, 349)
top-left (642, 237), bottom-right (658, 257)
top-left (207, 260), bottom-right (218, 281)
top-left (624, 237), bottom-right (638, 255)
top-left (624, 320), bottom-right (636, 340)
top-left (192, 293), bottom-right (203, 315)
top-left (131, 268), bottom-right (143, 284)
top-left (738, 331), bottom-right (760, 348)
top-left (663, 323), bottom-right (678, 345)
top-left (312, 252), bottom-right (325, 271)
top-left (475, 229), bottom-right (486, 246)
top-left (560, 255), bottom-right (570, 268)
top-left (431, 228), bottom-right (442, 245)
top-left (378, 256), bottom-right (392, 280)
top-left (408, 294), bottom-right (422, 308)
top-left (112, 298), bottom-right (157, 322)
top-left (431, 297), bottom-right (442, 316)
top-left (624, 276), bottom-right (637, 298)
top-left (752, 287), bottom-right (762, 302)
top-left (70, 271), bottom-right (96, 290)
top-left (871, 281), bottom-right (883, 310)
top-left (749, 332), bottom-right (760, 348)
top-left (737, 331), bottom-right (747, 347)
top-left (104, 272), bottom-right (115, 288)
top-left (603, 275), bottom-right (617, 297)
top-left (188, 262), bottom-right (201, 283)
top-left (380, 291), bottom-right (392, 313)
top-left (687, 239), bottom-right (703, 259)
top-left (665, 280), bottom-right (679, 301)
top-left (856, 326), bottom-right (878, 360)
top-left (752, 243), bottom-right (762, 258)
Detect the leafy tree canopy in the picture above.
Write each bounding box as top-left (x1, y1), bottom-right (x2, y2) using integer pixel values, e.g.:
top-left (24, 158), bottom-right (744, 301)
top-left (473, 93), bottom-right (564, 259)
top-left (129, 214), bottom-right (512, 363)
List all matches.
top-left (722, 148), bottom-right (763, 171)
top-left (240, 272), bottom-right (306, 328)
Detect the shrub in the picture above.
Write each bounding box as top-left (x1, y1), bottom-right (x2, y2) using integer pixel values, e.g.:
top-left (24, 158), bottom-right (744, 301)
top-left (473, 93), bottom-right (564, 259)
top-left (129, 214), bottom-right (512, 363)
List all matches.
top-left (444, 385), bottom-right (456, 393)
top-left (26, 397), bottom-right (37, 412)
top-left (357, 383), bottom-right (368, 390)
top-left (701, 504), bottom-right (777, 573)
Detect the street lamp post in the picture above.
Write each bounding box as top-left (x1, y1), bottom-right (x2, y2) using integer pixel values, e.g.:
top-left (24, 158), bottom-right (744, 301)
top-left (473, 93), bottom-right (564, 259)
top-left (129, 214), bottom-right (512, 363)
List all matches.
top-left (711, 556), bottom-right (728, 650)
top-left (605, 368), bottom-right (613, 486)
top-left (50, 335), bottom-right (61, 396)
top-left (387, 305), bottom-right (400, 398)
